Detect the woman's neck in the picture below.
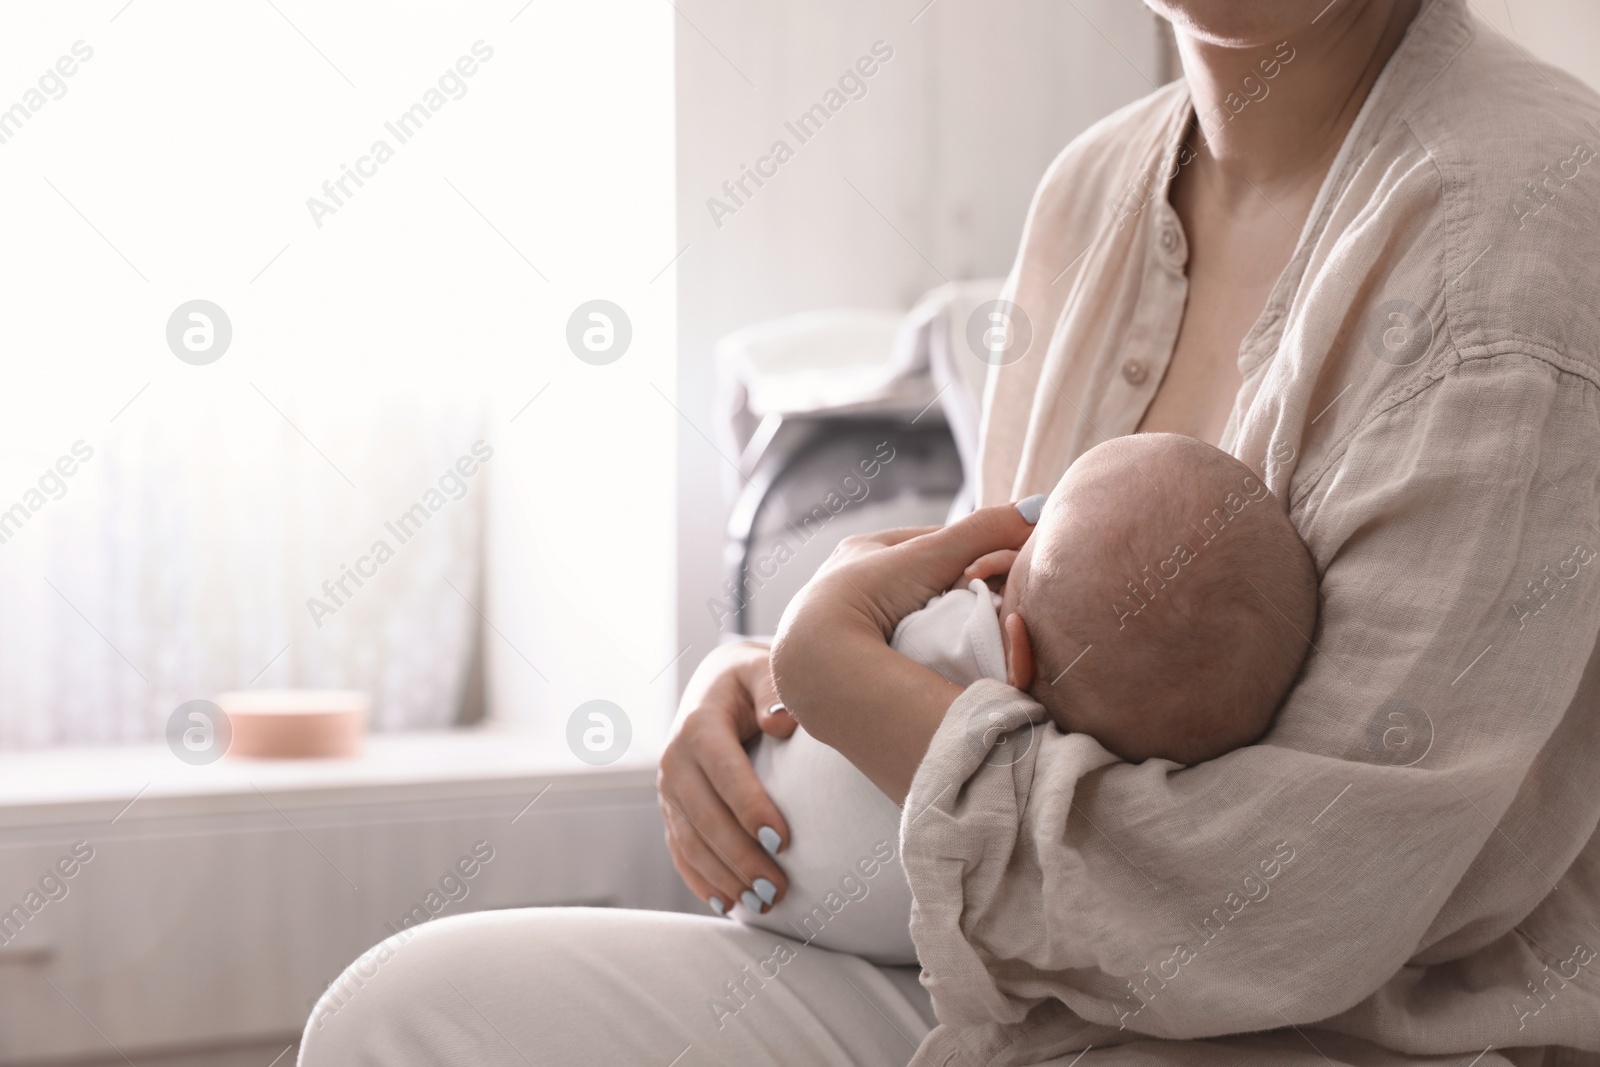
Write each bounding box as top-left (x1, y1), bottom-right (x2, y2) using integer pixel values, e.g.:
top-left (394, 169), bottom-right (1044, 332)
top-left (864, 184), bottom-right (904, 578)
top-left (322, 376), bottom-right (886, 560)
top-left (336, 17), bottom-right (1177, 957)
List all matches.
top-left (1177, 0), bottom-right (1423, 203)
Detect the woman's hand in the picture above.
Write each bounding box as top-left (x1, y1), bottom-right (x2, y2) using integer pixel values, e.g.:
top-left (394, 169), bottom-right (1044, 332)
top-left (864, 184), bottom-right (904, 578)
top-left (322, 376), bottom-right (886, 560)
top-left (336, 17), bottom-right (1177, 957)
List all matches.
top-left (657, 642), bottom-right (795, 917)
top-left (962, 548), bottom-right (1020, 584)
top-left (770, 501), bottom-right (1041, 801)
top-left (802, 502), bottom-right (1038, 640)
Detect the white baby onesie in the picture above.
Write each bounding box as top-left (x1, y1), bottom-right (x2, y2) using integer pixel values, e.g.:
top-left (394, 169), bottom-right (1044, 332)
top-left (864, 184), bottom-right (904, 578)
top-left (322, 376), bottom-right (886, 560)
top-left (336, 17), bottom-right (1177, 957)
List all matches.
top-left (739, 580), bottom-right (1006, 965)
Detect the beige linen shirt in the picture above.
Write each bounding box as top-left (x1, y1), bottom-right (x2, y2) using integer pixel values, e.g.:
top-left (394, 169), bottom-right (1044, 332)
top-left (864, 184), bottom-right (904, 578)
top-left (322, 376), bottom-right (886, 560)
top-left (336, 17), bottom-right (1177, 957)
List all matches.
top-left (901, 2), bottom-right (1600, 1065)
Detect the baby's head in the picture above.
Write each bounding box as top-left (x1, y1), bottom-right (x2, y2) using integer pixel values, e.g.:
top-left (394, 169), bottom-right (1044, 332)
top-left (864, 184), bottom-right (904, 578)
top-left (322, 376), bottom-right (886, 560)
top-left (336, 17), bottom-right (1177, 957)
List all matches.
top-left (997, 434), bottom-right (1316, 765)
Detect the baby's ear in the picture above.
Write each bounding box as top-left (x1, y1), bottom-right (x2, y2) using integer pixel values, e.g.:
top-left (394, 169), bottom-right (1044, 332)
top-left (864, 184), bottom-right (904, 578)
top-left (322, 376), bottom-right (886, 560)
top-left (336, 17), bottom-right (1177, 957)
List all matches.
top-left (1004, 613), bottom-right (1036, 691)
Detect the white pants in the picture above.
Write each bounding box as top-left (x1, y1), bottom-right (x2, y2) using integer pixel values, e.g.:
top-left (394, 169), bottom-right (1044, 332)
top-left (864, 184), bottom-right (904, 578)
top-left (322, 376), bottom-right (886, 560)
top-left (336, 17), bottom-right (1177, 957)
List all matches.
top-left (296, 907), bottom-right (936, 1067)
top-left (297, 908), bottom-right (1575, 1067)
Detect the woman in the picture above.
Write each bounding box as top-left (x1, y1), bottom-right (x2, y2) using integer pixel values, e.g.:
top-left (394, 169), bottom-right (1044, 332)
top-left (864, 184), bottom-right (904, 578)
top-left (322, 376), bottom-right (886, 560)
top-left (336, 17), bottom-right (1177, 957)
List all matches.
top-left (300, 0), bottom-right (1600, 1063)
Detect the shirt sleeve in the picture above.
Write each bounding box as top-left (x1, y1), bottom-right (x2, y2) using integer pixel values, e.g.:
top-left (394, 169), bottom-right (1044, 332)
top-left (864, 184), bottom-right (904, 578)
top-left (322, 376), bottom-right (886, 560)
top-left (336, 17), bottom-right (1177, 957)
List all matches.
top-left (901, 353), bottom-right (1600, 1045)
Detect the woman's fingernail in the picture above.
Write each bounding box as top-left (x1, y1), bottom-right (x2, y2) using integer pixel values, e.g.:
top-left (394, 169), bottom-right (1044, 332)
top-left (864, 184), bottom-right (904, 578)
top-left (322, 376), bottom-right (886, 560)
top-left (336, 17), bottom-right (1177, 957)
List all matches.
top-left (753, 878), bottom-right (777, 906)
top-left (757, 826), bottom-right (782, 856)
top-left (740, 889), bottom-right (764, 913)
top-left (766, 702), bottom-right (785, 717)
top-left (1016, 494), bottom-right (1048, 524)
top-left (708, 896), bottom-right (726, 917)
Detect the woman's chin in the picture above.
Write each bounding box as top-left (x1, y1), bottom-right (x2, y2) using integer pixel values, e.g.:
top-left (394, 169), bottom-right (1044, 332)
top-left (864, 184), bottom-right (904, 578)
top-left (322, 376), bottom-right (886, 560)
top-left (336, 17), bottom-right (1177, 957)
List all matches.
top-left (1145, 0), bottom-right (1332, 48)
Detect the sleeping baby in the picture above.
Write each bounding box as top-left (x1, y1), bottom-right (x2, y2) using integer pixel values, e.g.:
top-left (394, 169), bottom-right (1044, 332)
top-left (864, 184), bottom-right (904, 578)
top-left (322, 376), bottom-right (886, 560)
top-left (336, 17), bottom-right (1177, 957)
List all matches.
top-left (737, 433), bottom-right (1318, 964)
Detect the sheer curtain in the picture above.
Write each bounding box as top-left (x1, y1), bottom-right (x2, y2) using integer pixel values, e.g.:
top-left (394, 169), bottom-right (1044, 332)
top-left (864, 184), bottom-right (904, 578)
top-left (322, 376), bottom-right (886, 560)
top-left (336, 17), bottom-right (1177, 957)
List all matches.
top-left (0, 1), bottom-right (676, 751)
top-left (0, 405), bottom-right (484, 747)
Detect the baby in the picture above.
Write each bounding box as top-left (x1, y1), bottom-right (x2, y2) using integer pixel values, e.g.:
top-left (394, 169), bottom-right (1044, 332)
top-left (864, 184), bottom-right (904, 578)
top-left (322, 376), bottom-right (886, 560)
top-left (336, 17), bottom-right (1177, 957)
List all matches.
top-left (738, 433), bottom-right (1318, 964)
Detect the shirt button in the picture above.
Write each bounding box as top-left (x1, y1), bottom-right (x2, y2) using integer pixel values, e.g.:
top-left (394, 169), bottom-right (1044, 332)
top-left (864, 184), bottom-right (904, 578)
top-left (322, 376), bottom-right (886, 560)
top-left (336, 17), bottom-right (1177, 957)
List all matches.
top-left (1160, 228), bottom-right (1178, 252)
top-left (1122, 359), bottom-right (1148, 384)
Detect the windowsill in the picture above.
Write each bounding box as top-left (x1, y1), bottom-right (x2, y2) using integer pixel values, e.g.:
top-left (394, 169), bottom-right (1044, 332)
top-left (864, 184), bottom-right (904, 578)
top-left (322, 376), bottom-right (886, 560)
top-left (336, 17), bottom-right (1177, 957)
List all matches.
top-left (0, 727), bottom-right (660, 829)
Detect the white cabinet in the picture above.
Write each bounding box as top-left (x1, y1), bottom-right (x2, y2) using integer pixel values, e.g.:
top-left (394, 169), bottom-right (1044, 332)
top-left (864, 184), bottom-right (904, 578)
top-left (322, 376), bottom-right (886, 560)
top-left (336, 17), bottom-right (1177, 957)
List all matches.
top-left (0, 734), bottom-right (692, 1064)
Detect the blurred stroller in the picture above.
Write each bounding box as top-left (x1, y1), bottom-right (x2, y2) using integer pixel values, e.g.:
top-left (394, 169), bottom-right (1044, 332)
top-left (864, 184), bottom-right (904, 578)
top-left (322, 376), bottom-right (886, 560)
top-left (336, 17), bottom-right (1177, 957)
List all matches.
top-left (713, 279), bottom-right (1005, 637)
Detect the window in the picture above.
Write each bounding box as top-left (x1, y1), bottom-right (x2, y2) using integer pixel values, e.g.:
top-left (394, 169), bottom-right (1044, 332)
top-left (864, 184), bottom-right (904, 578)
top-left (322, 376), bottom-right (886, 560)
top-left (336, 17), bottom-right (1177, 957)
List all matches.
top-left (0, 1), bottom-right (677, 756)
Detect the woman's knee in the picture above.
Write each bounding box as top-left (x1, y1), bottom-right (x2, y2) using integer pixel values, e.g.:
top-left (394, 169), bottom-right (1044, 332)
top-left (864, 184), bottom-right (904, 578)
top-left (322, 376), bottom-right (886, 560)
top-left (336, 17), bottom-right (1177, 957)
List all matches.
top-left (299, 907), bottom-right (705, 1064)
top-left (298, 907), bottom-right (929, 1067)
top-left (299, 909), bottom-right (558, 1064)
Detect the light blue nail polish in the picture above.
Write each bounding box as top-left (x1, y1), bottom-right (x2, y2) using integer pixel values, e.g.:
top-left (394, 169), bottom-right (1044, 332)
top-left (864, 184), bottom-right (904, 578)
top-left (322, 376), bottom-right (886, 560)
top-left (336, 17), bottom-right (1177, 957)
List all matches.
top-left (757, 826), bottom-right (782, 856)
top-left (1016, 494), bottom-right (1048, 524)
top-left (753, 878), bottom-right (777, 906)
top-left (740, 889), bottom-right (763, 913)
top-left (708, 896), bottom-right (725, 916)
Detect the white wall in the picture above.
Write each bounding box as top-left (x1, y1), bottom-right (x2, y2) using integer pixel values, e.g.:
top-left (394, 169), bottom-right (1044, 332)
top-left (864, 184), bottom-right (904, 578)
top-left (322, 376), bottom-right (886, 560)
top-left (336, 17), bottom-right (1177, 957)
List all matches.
top-left (1477, 0), bottom-right (1600, 93)
top-left (671, 1), bottom-right (1165, 682)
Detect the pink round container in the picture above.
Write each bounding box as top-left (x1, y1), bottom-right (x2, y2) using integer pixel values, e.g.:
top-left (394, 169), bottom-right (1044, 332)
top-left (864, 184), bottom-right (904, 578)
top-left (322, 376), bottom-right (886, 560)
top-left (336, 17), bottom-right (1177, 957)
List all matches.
top-left (215, 689), bottom-right (367, 759)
